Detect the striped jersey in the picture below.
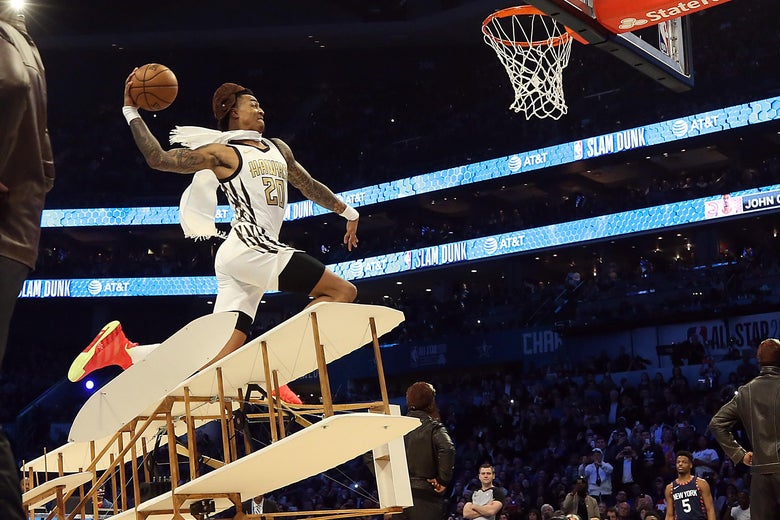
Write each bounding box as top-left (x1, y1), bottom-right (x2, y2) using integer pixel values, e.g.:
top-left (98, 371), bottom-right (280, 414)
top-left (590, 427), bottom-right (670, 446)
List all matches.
top-left (671, 476), bottom-right (706, 519)
top-left (220, 140), bottom-right (290, 249)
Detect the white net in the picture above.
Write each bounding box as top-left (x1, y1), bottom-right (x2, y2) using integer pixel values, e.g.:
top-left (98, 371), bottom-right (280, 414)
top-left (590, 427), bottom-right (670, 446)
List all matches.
top-left (483, 7), bottom-right (573, 120)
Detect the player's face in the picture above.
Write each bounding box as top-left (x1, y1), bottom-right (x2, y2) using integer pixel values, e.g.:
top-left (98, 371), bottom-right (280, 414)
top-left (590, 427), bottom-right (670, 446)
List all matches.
top-left (233, 95), bottom-right (265, 133)
top-left (478, 467), bottom-right (494, 485)
top-left (676, 455), bottom-right (693, 475)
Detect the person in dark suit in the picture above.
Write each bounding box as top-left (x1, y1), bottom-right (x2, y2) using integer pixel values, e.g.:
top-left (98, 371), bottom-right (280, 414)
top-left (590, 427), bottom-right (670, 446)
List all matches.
top-left (710, 338), bottom-right (780, 518)
top-left (0, 4), bottom-right (54, 519)
top-left (400, 381), bottom-right (455, 520)
top-left (243, 494), bottom-right (280, 516)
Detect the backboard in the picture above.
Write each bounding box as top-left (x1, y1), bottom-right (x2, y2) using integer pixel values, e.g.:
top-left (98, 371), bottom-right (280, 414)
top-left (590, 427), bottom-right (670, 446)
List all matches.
top-left (523, 0), bottom-right (695, 91)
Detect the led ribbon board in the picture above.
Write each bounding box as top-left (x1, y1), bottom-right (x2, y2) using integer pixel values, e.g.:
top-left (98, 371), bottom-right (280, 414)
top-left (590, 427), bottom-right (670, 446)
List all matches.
top-left (22, 183), bottom-right (780, 298)
top-left (41, 96), bottom-right (780, 229)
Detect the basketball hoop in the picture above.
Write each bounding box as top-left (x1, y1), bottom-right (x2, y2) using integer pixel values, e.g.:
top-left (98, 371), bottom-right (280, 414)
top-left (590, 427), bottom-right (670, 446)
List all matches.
top-left (482, 6), bottom-right (580, 120)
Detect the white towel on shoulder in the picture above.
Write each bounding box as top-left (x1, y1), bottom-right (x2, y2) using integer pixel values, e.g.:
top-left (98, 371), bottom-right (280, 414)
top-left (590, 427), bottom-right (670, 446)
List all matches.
top-left (170, 126), bottom-right (262, 239)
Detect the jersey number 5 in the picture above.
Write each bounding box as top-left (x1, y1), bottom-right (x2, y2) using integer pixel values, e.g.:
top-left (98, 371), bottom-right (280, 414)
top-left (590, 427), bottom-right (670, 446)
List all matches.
top-left (263, 178), bottom-right (286, 208)
top-left (681, 498), bottom-right (691, 513)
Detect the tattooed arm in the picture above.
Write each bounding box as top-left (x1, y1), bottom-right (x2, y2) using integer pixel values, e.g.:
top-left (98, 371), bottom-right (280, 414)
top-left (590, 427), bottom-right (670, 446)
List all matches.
top-left (272, 137), bottom-right (346, 212)
top-left (123, 71), bottom-right (236, 176)
top-left (273, 137), bottom-right (359, 251)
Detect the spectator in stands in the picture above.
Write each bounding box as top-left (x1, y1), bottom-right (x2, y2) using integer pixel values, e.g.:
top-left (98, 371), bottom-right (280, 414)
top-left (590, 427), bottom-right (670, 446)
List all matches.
top-left (606, 429), bottom-right (631, 463)
top-left (464, 464), bottom-right (505, 520)
top-left (714, 484), bottom-right (737, 520)
top-left (728, 491), bottom-right (749, 520)
top-left (612, 444), bottom-right (639, 496)
top-left (243, 494), bottom-right (279, 516)
top-left (733, 352), bottom-right (759, 384)
top-left (562, 477), bottom-right (598, 520)
top-left (583, 448), bottom-right (613, 506)
top-left (691, 436), bottom-right (719, 482)
top-left (614, 500), bottom-right (634, 519)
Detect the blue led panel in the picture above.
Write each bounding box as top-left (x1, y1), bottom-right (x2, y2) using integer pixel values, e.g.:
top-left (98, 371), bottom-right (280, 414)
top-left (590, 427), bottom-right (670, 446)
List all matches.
top-left (22, 183), bottom-right (780, 298)
top-left (40, 96), bottom-right (780, 229)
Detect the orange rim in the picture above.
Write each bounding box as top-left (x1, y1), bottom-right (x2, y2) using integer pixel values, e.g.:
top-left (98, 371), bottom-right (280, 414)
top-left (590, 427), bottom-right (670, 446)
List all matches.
top-left (482, 5), bottom-right (586, 47)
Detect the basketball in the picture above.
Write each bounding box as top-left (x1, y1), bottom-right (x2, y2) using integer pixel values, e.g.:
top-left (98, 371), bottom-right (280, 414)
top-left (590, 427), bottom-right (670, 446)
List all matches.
top-left (129, 63), bottom-right (178, 111)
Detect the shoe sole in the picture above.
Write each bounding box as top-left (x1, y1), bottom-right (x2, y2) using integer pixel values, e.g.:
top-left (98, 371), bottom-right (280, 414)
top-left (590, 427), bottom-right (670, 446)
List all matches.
top-left (67, 320), bottom-right (121, 382)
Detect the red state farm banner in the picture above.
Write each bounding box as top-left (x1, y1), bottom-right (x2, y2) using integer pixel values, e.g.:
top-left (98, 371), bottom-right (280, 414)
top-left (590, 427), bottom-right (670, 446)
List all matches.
top-left (593, 0), bottom-right (731, 33)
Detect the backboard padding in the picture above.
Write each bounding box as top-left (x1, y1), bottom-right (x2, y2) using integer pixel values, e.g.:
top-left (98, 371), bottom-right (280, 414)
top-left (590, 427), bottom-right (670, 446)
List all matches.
top-left (523, 0), bottom-right (693, 91)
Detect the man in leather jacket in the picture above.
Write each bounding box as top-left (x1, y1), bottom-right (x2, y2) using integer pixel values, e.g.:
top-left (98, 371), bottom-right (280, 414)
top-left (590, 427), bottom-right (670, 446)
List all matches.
top-left (0, 2), bottom-right (54, 518)
top-left (709, 337), bottom-right (780, 518)
top-left (401, 382), bottom-right (455, 520)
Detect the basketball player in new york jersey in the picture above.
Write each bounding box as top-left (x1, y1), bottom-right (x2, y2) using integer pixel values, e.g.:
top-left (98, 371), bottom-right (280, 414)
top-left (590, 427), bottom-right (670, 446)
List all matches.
top-left (664, 451), bottom-right (715, 520)
top-left (104, 76), bottom-right (358, 369)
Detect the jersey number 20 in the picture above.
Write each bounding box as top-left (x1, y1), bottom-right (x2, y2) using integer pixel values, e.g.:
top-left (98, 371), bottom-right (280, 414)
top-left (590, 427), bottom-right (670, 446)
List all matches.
top-left (263, 178), bottom-right (286, 208)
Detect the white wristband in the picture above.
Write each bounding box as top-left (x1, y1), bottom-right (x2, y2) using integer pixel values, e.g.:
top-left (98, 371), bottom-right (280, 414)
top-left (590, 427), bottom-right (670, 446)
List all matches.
top-left (122, 106), bottom-right (140, 125)
top-left (339, 205), bottom-right (359, 221)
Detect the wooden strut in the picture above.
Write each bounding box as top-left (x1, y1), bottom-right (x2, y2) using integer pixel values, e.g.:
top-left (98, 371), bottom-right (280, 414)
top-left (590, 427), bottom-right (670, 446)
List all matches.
top-left (310, 311), bottom-right (334, 417)
top-left (117, 428), bottom-right (128, 513)
top-left (130, 431), bottom-right (141, 513)
top-left (63, 396), bottom-right (175, 520)
top-left (261, 340), bottom-right (279, 443)
top-left (258, 506), bottom-right (404, 520)
top-left (109, 452), bottom-right (118, 516)
top-left (216, 366), bottom-right (233, 465)
top-left (89, 441), bottom-right (98, 520)
top-left (272, 369), bottom-right (285, 439)
top-left (369, 316), bottom-right (391, 415)
top-left (184, 386), bottom-right (199, 480)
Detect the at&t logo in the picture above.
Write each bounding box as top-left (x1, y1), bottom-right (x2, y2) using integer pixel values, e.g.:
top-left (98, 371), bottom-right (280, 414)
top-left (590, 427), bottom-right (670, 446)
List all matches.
top-left (88, 280), bottom-right (103, 295)
top-left (483, 238), bottom-right (498, 255)
top-left (671, 119), bottom-right (689, 137)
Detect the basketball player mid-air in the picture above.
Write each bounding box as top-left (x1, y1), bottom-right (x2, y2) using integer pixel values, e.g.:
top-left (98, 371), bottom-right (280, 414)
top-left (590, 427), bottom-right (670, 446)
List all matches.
top-left (68, 73), bottom-right (361, 381)
top-left (664, 451), bottom-right (716, 520)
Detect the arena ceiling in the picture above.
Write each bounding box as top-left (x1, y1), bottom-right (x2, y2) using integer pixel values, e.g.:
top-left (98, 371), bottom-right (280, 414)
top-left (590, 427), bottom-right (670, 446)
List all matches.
top-left (31, 0), bottom-right (510, 50)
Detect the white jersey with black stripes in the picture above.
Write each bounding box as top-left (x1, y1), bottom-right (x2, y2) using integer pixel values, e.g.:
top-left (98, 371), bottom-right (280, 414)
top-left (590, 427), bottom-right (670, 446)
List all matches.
top-left (220, 140), bottom-right (288, 248)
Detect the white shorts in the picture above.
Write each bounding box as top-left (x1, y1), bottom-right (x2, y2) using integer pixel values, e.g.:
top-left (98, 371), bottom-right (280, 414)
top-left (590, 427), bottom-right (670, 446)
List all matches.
top-left (213, 227), bottom-right (296, 319)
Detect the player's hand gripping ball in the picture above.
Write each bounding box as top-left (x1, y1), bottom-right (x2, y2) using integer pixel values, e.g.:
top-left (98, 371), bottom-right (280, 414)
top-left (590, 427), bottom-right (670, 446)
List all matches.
top-left (128, 63), bottom-right (178, 111)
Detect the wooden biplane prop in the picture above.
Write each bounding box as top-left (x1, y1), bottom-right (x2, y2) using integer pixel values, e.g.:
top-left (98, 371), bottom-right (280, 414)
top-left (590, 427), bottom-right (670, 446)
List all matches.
top-left (21, 303), bottom-right (416, 520)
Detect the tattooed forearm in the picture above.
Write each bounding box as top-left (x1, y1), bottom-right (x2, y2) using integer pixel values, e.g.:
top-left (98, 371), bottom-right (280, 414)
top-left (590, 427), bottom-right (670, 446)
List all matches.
top-left (130, 119), bottom-right (166, 169)
top-left (129, 119), bottom-right (209, 173)
top-left (288, 165), bottom-right (344, 212)
top-left (172, 148), bottom-right (209, 170)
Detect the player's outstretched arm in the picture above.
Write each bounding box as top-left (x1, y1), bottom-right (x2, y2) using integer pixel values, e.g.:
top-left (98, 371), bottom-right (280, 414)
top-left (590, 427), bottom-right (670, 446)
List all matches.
top-left (273, 137), bottom-right (359, 250)
top-left (273, 137), bottom-right (345, 211)
top-left (122, 71), bottom-right (233, 175)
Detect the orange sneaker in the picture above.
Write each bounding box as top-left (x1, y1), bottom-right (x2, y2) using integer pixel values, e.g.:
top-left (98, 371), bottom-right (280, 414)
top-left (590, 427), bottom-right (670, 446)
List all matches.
top-left (273, 384), bottom-right (303, 405)
top-left (68, 321), bottom-right (138, 382)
